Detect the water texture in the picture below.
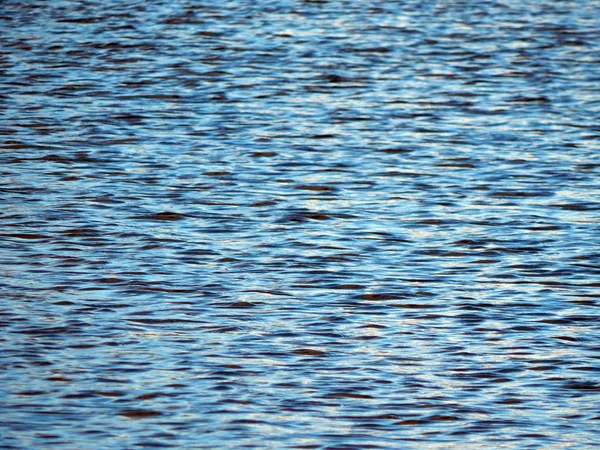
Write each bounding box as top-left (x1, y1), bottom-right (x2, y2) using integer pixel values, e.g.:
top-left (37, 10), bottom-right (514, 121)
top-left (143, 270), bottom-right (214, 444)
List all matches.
top-left (1, 0), bottom-right (599, 448)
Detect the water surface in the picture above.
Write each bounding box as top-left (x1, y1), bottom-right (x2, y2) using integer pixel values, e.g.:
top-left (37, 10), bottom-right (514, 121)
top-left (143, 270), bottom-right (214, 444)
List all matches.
top-left (1, 0), bottom-right (599, 448)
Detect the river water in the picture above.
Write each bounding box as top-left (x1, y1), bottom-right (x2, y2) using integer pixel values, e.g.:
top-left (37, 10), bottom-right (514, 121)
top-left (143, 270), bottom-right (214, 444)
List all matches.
top-left (1, 1), bottom-right (599, 448)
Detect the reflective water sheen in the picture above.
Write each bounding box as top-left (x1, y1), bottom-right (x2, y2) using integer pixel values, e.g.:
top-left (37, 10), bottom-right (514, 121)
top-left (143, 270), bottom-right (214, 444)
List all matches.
top-left (1, 1), bottom-right (599, 448)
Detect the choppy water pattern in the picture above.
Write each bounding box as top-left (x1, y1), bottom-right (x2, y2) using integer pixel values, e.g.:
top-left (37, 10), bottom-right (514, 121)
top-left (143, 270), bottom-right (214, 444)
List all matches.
top-left (1, 0), bottom-right (600, 448)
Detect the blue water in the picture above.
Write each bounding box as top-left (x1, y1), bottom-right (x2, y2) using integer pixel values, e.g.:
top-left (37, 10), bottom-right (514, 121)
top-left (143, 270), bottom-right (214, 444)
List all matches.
top-left (1, 0), bottom-right (599, 448)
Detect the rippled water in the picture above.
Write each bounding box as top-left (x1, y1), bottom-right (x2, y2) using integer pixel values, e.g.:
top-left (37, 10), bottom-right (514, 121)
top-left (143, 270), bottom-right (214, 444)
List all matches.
top-left (1, 0), bottom-right (600, 448)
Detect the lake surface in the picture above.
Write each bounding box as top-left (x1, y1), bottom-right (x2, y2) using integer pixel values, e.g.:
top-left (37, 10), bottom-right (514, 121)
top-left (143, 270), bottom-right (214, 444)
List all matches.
top-left (1, 0), bottom-right (599, 448)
